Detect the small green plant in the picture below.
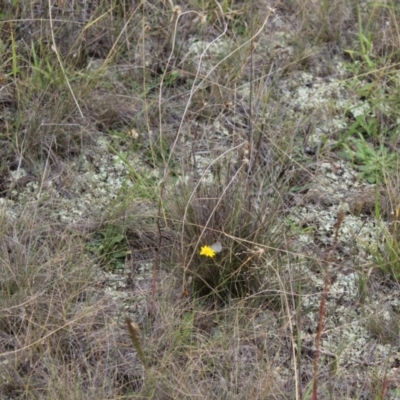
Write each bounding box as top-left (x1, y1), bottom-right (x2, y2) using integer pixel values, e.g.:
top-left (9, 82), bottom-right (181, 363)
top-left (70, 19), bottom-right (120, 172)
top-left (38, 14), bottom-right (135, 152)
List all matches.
top-left (163, 69), bottom-right (180, 87)
top-left (87, 224), bottom-right (130, 270)
top-left (337, 132), bottom-right (397, 183)
top-left (344, 8), bottom-right (375, 72)
top-left (373, 227), bottom-right (400, 281)
top-left (339, 114), bottom-right (379, 142)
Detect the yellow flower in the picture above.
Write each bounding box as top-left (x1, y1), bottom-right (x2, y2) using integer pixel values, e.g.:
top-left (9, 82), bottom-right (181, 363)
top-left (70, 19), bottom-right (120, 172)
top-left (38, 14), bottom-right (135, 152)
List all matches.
top-left (199, 245), bottom-right (216, 258)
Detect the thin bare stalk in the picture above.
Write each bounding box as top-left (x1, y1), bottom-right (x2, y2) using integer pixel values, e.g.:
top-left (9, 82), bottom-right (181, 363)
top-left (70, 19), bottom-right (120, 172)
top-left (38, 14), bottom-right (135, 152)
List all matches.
top-left (312, 209), bottom-right (344, 400)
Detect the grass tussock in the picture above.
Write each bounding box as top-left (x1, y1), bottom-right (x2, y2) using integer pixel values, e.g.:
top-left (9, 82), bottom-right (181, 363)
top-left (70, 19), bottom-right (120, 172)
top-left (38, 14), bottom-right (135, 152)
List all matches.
top-left (168, 144), bottom-right (291, 301)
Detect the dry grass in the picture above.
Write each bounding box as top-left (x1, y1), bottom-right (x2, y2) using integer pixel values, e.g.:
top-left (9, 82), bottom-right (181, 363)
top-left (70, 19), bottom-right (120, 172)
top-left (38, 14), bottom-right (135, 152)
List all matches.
top-left (1, 0), bottom-right (400, 399)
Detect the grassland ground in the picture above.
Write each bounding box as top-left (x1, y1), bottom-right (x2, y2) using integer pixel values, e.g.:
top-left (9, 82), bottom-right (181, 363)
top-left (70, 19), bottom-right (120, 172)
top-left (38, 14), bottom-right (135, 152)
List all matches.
top-left (0, 1), bottom-right (400, 399)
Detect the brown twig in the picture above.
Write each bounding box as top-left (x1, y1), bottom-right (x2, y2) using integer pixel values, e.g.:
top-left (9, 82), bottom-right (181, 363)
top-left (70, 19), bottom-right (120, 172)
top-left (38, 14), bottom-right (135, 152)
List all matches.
top-left (312, 209), bottom-right (344, 400)
top-left (152, 178), bottom-right (166, 315)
